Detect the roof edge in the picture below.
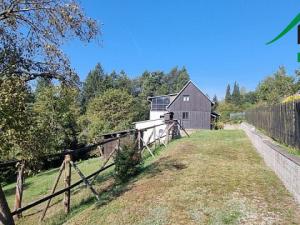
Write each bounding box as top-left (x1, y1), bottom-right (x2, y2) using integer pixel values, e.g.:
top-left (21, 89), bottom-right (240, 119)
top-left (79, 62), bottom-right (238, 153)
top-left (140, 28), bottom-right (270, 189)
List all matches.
top-left (166, 80), bottom-right (212, 109)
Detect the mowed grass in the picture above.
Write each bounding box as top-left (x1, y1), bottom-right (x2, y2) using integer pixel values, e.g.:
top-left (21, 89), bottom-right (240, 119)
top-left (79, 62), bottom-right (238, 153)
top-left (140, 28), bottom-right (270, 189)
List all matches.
top-left (62, 130), bottom-right (299, 225)
top-left (4, 130), bottom-right (300, 225)
top-left (3, 157), bottom-right (115, 225)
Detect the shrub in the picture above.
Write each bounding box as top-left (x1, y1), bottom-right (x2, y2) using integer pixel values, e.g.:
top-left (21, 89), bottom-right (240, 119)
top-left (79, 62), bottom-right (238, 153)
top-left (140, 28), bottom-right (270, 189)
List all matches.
top-left (213, 122), bottom-right (224, 130)
top-left (114, 143), bottom-right (143, 183)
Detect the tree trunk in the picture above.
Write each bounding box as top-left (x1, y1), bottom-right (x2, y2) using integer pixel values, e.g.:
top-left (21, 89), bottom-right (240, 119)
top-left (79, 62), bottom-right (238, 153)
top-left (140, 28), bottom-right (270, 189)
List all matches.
top-left (0, 184), bottom-right (15, 225)
top-left (14, 162), bottom-right (25, 219)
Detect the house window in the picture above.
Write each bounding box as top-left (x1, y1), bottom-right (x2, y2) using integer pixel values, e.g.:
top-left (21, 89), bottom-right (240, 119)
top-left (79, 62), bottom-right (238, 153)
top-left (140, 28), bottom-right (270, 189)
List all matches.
top-left (182, 112), bottom-right (189, 119)
top-left (183, 95), bottom-right (190, 102)
top-left (151, 97), bottom-right (170, 111)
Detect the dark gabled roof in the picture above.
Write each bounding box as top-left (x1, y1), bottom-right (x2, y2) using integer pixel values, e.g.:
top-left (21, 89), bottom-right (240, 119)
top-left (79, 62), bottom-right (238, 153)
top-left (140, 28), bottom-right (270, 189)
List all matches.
top-left (166, 80), bottom-right (212, 109)
top-left (148, 93), bottom-right (177, 100)
top-left (147, 93), bottom-right (178, 102)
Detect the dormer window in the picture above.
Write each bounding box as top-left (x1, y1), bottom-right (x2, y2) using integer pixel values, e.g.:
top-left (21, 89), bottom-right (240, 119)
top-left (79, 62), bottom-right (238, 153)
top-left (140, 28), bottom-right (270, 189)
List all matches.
top-left (183, 95), bottom-right (190, 102)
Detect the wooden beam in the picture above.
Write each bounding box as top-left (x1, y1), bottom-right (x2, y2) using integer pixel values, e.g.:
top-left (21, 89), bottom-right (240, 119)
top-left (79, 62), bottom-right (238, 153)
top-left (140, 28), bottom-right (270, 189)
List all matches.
top-left (39, 161), bottom-right (65, 221)
top-left (176, 121), bottom-right (190, 137)
top-left (63, 154), bottom-right (71, 214)
top-left (140, 137), bottom-right (155, 158)
top-left (11, 163), bottom-right (115, 216)
top-left (90, 140), bottom-right (119, 183)
top-left (70, 161), bottom-right (99, 200)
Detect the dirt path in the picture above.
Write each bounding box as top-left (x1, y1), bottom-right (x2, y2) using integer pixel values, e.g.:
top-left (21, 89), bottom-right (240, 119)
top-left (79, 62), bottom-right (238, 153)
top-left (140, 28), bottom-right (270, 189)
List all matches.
top-left (63, 130), bottom-right (300, 225)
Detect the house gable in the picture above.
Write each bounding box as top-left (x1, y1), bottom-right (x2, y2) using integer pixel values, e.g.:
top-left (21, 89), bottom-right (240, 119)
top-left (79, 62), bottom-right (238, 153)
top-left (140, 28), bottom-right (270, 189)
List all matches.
top-left (167, 81), bottom-right (212, 112)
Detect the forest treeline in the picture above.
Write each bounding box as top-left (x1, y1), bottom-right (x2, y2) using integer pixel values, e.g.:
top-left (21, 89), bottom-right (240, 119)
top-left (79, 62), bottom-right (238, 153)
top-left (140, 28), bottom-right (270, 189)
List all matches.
top-left (216, 66), bottom-right (300, 121)
top-left (0, 64), bottom-right (189, 165)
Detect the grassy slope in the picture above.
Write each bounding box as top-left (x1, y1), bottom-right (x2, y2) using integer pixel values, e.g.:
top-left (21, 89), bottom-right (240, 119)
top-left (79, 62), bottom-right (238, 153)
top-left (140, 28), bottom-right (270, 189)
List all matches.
top-left (3, 157), bottom-right (115, 225)
top-left (62, 130), bottom-right (299, 225)
top-left (4, 130), bottom-right (300, 225)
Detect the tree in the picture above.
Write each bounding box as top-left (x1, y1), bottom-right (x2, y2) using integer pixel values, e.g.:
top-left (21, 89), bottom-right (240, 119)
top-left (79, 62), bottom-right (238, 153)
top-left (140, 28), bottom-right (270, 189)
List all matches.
top-left (0, 76), bottom-right (34, 161)
top-left (33, 84), bottom-right (80, 155)
top-left (256, 67), bottom-right (295, 104)
top-left (174, 66), bottom-right (190, 92)
top-left (35, 77), bottom-right (52, 94)
top-left (231, 82), bottom-right (241, 105)
top-left (0, 0), bottom-right (99, 84)
top-left (225, 84), bottom-right (231, 103)
top-left (115, 70), bottom-right (132, 94)
top-left (80, 63), bottom-right (105, 111)
top-left (212, 95), bottom-right (219, 111)
top-left (83, 89), bottom-right (137, 142)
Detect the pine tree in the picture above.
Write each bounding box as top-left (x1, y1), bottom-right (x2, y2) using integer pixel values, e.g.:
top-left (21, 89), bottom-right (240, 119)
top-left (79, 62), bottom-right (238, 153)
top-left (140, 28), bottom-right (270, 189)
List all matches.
top-left (80, 63), bottom-right (105, 112)
top-left (225, 84), bottom-right (231, 103)
top-left (231, 82), bottom-right (241, 105)
top-left (212, 95), bottom-right (219, 111)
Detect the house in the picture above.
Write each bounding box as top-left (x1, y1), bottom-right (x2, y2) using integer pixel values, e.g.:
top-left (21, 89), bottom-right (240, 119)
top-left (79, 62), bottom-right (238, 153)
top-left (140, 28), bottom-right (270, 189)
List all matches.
top-left (148, 80), bottom-right (217, 129)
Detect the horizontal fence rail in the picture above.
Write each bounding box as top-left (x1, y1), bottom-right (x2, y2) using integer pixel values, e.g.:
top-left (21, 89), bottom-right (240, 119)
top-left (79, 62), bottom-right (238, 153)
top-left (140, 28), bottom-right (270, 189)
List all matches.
top-left (11, 163), bottom-right (115, 216)
top-left (245, 100), bottom-right (300, 149)
top-left (0, 120), bottom-right (185, 224)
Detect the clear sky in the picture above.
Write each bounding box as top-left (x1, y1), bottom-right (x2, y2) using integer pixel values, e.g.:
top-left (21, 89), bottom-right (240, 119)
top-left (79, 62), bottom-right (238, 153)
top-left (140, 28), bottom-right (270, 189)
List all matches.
top-left (63, 0), bottom-right (300, 99)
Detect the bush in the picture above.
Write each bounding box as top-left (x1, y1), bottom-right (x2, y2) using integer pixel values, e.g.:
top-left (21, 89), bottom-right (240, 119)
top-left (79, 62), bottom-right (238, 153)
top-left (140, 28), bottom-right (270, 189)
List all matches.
top-left (213, 122), bottom-right (224, 130)
top-left (114, 143), bottom-right (143, 183)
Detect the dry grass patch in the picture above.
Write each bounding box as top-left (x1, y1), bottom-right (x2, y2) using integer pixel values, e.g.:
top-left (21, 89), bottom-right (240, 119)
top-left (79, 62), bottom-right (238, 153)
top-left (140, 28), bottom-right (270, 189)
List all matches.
top-left (60, 130), bottom-right (300, 225)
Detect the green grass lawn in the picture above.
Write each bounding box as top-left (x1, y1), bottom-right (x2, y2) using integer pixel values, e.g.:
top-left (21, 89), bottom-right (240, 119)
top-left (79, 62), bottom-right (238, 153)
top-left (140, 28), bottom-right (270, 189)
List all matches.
top-left (4, 130), bottom-right (300, 225)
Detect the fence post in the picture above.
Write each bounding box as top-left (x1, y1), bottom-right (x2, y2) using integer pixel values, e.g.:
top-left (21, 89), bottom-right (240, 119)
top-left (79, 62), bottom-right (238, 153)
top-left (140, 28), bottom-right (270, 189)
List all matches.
top-left (13, 161), bottom-right (25, 219)
top-left (166, 123), bottom-right (170, 144)
top-left (0, 184), bottom-right (15, 225)
top-left (153, 127), bottom-right (157, 149)
top-left (63, 154), bottom-right (71, 214)
top-left (137, 130), bottom-right (143, 151)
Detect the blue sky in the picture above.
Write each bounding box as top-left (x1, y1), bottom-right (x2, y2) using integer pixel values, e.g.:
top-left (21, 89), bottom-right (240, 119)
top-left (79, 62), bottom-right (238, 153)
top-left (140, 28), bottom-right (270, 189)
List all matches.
top-left (63, 0), bottom-right (300, 99)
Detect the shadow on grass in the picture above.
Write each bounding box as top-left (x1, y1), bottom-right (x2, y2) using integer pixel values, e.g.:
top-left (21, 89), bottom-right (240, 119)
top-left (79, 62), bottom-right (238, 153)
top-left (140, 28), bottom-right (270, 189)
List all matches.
top-left (43, 146), bottom-right (188, 225)
top-left (141, 156), bottom-right (188, 179)
top-left (4, 181), bottom-right (33, 197)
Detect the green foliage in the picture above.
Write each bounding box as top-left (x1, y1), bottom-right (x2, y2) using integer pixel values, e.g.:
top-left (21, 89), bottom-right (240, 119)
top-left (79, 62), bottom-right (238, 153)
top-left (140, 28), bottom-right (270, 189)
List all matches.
top-left (82, 89), bottom-right (137, 142)
top-left (0, 76), bottom-right (34, 160)
top-left (256, 67), bottom-right (295, 104)
top-left (282, 94), bottom-right (300, 103)
top-left (0, 0), bottom-right (99, 84)
top-left (213, 121), bottom-right (224, 130)
top-left (212, 95), bottom-right (219, 111)
top-left (33, 84), bottom-right (81, 154)
top-left (231, 82), bottom-right (241, 105)
top-left (225, 84), bottom-right (231, 103)
top-left (219, 66), bottom-right (299, 122)
top-left (217, 101), bottom-right (248, 122)
top-left (114, 143), bottom-right (142, 183)
top-left (80, 63), bottom-right (106, 112)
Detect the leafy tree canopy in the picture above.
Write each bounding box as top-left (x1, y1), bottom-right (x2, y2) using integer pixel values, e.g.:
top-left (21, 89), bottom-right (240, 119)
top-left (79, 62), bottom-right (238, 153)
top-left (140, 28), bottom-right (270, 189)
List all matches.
top-left (82, 89), bottom-right (137, 142)
top-left (0, 0), bottom-right (99, 84)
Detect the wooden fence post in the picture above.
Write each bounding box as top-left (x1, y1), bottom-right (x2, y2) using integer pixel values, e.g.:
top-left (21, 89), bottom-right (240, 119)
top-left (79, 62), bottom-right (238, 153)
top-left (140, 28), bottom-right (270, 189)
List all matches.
top-left (63, 154), bottom-right (71, 214)
top-left (166, 123), bottom-right (170, 144)
top-left (137, 130), bottom-right (143, 151)
top-left (13, 161), bottom-right (25, 219)
top-left (153, 127), bottom-right (157, 149)
top-left (0, 184), bottom-right (15, 225)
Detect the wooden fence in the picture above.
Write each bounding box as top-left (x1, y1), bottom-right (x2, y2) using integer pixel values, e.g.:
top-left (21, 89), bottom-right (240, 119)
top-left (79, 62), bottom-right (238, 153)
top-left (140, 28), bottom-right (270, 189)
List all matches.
top-left (245, 101), bottom-right (300, 150)
top-left (0, 120), bottom-right (186, 225)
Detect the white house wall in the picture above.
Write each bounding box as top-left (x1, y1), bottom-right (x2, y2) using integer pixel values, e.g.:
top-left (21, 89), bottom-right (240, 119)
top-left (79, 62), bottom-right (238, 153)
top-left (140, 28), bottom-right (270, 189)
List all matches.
top-left (149, 111), bottom-right (167, 120)
top-left (134, 119), bottom-right (167, 145)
